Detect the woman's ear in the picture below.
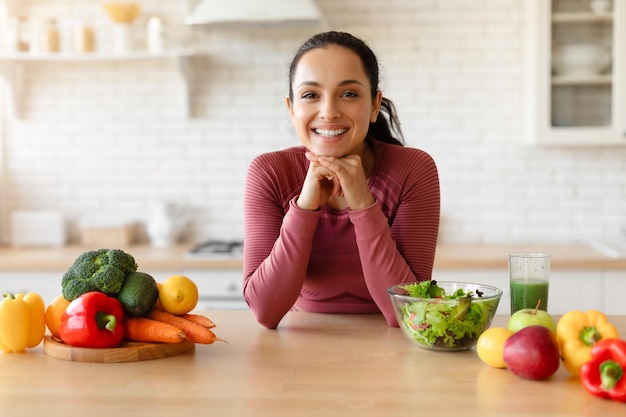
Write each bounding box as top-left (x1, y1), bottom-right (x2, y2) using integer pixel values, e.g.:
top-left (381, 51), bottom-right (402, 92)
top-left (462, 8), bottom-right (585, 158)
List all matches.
top-left (370, 90), bottom-right (383, 123)
top-left (285, 96), bottom-right (294, 121)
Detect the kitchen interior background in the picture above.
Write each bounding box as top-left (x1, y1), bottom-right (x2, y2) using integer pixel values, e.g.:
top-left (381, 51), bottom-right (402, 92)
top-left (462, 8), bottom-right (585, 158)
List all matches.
top-left (0, 0), bottom-right (625, 248)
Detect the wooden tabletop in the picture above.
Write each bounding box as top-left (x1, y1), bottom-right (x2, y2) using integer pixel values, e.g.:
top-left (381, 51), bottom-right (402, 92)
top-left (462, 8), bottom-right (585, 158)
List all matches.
top-left (1, 242), bottom-right (625, 271)
top-left (1, 310), bottom-right (625, 417)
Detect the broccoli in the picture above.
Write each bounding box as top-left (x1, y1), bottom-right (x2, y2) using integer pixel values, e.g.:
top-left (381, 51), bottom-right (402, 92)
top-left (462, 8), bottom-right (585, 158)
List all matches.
top-left (61, 249), bottom-right (138, 301)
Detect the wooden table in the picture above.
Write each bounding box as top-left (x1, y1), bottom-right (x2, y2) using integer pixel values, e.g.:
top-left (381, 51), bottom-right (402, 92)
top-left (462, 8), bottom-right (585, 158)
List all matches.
top-left (1, 311), bottom-right (625, 417)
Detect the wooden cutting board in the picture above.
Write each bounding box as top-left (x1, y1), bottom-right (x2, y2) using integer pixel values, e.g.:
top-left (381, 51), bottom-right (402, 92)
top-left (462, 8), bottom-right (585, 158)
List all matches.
top-left (44, 336), bottom-right (195, 363)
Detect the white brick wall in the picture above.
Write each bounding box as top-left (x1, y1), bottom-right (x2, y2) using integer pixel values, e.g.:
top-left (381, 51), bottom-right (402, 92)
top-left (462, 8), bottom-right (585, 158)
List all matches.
top-left (0, 0), bottom-right (625, 246)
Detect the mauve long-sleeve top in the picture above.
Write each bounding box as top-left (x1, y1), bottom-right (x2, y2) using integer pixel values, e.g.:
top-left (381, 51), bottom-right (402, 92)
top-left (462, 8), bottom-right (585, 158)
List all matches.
top-left (243, 140), bottom-right (440, 328)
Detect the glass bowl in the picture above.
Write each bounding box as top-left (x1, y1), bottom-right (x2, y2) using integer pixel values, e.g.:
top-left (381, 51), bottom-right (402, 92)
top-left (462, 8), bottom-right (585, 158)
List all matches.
top-left (388, 281), bottom-right (502, 352)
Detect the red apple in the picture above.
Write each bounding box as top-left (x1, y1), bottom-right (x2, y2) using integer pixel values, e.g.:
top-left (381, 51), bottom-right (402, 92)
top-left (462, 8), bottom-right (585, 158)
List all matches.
top-left (503, 325), bottom-right (560, 380)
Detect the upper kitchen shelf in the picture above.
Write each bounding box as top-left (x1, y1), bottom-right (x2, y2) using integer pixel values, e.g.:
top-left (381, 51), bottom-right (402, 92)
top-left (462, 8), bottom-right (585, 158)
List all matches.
top-left (551, 11), bottom-right (614, 23)
top-left (0, 49), bottom-right (199, 118)
top-left (0, 49), bottom-right (196, 61)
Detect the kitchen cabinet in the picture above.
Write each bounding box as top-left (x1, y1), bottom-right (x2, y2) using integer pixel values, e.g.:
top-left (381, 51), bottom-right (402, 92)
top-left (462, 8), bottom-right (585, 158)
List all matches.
top-left (525, 0), bottom-right (626, 146)
top-left (603, 270), bottom-right (626, 314)
top-left (0, 50), bottom-right (198, 118)
top-left (0, 268), bottom-right (246, 310)
top-left (0, 271), bottom-right (63, 304)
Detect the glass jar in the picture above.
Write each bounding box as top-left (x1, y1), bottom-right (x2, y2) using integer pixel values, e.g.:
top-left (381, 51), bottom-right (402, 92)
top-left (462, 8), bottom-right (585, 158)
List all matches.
top-left (31, 18), bottom-right (60, 54)
top-left (74, 21), bottom-right (95, 53)
top-left (4, 16), bottom-right (29, 52)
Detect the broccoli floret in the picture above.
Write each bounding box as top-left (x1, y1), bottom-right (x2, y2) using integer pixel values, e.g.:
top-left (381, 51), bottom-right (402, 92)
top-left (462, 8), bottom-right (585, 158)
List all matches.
top-left (61, 249), bottom-right (138, 301)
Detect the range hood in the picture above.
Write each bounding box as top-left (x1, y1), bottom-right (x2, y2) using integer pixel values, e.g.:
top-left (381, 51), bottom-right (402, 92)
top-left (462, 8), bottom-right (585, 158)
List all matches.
top-left (185, 0), bottom-right (323, 26)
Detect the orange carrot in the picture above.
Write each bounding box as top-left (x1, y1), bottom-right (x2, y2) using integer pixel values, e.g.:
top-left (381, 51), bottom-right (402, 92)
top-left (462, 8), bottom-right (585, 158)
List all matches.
top-left (152, 297), bottom-right (165, 311)
top-left (124, 316), bottom-right (186, 344)
top-left (147, 309), bottom-right (220, 344)
top-left (181, 313), bottom-right (216, 329)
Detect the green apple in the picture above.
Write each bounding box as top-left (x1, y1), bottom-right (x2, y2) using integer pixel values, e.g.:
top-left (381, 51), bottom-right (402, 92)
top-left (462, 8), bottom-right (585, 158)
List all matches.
top-left (508, 308), bottom-right (556, 333)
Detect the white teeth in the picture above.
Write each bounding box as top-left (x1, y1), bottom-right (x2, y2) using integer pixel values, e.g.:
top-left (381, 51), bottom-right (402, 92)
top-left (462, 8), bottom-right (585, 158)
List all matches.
top-left (315, 128), bottom-right (347, 137)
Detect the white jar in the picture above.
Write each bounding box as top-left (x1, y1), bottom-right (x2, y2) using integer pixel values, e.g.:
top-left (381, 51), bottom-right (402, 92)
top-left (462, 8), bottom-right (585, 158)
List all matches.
top-left (113, 23), bottom-right (132, 54)
top-left (146, 16), bottom-right (165, 53)
top-left (146, 201), bottom-right (189, 248)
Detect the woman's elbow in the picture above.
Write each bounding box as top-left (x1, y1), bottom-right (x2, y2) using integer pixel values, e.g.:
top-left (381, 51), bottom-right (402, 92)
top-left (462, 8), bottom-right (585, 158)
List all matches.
top-left (245, 299), bottom-right (283, 329)
top-left (253, 311), bottom-right (281, 329)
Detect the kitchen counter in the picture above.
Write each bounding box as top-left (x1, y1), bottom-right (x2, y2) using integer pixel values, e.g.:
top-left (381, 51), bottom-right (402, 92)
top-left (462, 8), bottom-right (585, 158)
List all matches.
top-left (1, 242), bottom-right (625, 272)
top-left (0, 244), bottom-right (243, 271)
top-left (1, 310), bottom-right (625, 417)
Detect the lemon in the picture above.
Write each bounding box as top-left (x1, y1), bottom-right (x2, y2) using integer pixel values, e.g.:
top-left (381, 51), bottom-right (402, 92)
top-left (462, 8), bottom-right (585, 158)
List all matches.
top-left (476, 327), bottom-right (514, 369)
top-left (158, 275), bottom-right (199, 315)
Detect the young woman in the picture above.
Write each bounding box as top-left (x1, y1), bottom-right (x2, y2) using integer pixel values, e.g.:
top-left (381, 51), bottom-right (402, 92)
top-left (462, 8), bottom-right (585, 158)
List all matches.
top-left (243, 31), bottom-right (440, 328)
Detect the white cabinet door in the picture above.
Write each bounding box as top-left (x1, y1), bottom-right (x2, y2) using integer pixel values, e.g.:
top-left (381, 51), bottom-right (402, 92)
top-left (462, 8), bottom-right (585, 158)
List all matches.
top-left (0, 272), bottom-right (63, 305)
top-left (525, 0), bottom-right (626, 146)
top-left (550, 271), bottom-right (603, 314)
top-left (602, 271), bottom-right (626, 314)
top-left (147, 269), bottom-right (247, 311)
top-left (434, 269), bottom-right (604, 316)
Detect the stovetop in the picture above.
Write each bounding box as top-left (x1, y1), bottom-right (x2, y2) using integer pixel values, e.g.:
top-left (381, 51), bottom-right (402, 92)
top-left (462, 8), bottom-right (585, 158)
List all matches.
top-left (185, 240), bottom-right (244, 259)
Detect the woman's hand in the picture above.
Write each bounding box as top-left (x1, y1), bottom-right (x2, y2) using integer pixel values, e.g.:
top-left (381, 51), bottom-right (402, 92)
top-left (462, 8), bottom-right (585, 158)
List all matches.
top-left (296, 152), bottom-right (375, 211)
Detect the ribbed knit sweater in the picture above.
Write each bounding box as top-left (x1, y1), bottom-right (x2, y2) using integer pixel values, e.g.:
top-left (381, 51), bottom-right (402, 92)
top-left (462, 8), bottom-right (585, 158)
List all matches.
top-left (243, 140), bottom-right (440, 328)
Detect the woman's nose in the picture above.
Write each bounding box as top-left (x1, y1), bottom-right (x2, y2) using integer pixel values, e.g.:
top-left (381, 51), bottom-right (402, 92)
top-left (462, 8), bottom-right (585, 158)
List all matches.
top-left (319, 97), bottom-right (341, 120)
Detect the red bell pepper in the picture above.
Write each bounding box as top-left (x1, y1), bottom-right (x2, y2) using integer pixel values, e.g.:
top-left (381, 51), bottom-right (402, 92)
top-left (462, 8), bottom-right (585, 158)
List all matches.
top-left (580, 338), bottom-right (626, 403)
top-left (59, 291), bottom-right (125, 348)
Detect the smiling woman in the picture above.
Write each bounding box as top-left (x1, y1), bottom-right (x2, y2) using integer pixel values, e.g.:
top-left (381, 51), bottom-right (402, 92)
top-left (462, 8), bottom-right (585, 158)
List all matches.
top-left (242, 31), bottom-right (441, 329)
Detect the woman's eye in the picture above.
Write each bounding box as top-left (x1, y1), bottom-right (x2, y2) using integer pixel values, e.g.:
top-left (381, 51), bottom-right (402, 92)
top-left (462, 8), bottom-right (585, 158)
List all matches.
top-left (300, 92), bottom-right (318, 100)
top-left (341, 91), bottom-right (359, 98)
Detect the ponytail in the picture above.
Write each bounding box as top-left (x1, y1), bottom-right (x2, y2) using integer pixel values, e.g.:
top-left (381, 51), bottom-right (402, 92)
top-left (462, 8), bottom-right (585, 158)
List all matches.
top-left (369, 97), bottom-right (404, 146)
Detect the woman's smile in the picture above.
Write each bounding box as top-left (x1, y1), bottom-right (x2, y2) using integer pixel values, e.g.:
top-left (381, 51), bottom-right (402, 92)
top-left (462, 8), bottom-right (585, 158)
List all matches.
top-left (314, 128), bottom-right (348, 138)
top-left (313, 127), bottom-right (350, 147)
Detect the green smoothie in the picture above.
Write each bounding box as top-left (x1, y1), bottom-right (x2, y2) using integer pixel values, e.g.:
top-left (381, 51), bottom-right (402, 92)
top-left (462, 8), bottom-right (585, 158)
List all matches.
top-left (510, 278), bottom-right (549, 313)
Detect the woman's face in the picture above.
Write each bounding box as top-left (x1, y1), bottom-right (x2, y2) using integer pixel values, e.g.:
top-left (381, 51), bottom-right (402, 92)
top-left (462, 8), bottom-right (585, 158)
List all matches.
top-left (286, 45), bottom-right (382, 158)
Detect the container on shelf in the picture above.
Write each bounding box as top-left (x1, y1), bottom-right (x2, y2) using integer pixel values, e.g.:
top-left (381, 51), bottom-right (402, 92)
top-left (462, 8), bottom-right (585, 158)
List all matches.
top-left (552, 43), bottom-right (611, 76)
top-left (147, 16), bottom-right (165, 53)
top-left (4, 16), bottom-right (29, 52)
top-left (30, 18), bottom-right (60, 54)
top-left (113, 23), bottom-right (133, 54)
top-left (74, 21), bottom-right (96, 53)
top-left (590, 0), bottom-right (612, 14)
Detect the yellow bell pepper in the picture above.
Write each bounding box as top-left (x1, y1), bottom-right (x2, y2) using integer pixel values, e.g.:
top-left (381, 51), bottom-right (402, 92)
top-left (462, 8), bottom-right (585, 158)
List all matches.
top-left (0, 292), bottom-right (46, 353)
top-left (556, 309), bottom-right (620, 376)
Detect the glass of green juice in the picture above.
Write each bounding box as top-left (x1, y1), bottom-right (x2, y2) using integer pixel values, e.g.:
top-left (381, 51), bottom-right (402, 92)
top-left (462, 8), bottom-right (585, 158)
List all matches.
top-left (508, 253), bottom-right (551, 314)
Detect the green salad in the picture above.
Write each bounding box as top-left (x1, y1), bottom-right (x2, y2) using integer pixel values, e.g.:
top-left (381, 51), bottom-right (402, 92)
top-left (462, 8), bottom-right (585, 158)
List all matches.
top-left (398, 280), bottom-right (497, 350)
